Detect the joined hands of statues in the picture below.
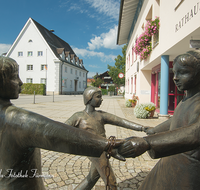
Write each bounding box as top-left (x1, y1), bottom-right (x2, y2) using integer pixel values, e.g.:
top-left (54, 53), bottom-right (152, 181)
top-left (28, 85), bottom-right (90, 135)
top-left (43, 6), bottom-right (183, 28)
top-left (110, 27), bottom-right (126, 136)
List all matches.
top-left (144, 127), bottom-right (155, 135)
top-left (117, 136), bottom-right (150, 158)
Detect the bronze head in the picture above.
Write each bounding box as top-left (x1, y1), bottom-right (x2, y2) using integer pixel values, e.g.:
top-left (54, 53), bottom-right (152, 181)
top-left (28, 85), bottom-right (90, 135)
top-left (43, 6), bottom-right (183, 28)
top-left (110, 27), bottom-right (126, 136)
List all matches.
top-left (83, 87), bottom-right (101, 105)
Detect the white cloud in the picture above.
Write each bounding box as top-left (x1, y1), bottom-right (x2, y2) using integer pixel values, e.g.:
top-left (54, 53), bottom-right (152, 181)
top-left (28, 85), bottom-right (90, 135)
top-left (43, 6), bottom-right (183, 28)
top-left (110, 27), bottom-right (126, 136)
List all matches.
top-left (62, 0), bottom-right (120, 21)
top-left (0, 44), bottom-right (11, 55)
top-left (85, 0), bottom-right (120, 20)
top-left (88, 72), bottom-right (97, 78)
top-left (73, 47), bottom-right (116, 62)
top-left (88, 25), bottom-right (119, 50)
top-left (88, 65), bottom-right (100, 68)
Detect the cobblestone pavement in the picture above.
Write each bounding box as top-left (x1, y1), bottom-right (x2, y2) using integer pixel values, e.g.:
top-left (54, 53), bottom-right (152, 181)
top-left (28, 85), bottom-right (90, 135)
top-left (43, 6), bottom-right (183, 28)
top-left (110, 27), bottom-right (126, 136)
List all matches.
top-left (15, 96), bottom-right (168, 190)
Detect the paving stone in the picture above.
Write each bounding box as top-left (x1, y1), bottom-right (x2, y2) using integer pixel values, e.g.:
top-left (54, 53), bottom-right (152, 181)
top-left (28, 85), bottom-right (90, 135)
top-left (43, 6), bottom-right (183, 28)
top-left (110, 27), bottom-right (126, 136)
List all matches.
top-left (21, 97), bottom-right (164, 190)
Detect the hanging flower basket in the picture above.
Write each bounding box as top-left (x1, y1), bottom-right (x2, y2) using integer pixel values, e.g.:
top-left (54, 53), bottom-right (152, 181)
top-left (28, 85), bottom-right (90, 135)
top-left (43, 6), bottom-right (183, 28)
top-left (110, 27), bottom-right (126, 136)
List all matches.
top-left (133, 17), bottom-right (160, 60)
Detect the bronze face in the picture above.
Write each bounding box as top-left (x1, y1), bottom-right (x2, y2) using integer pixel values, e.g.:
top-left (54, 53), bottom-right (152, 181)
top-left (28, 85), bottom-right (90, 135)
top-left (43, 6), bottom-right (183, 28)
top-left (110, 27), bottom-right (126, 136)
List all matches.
top-left (173, 62), bottom-right (197, 91)
top-left (90, 91), bottom-right (103, 108)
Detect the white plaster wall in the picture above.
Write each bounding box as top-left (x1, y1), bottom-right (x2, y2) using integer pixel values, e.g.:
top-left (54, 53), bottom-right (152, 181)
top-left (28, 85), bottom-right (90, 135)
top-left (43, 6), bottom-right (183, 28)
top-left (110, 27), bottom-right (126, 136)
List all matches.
top-left (7, 20), bottom-right (57, 94)
top-left (7, 18), bottom-right (88, 95)
top-left (61, 64), bottom-right (87, 92)
top-left (125, 0), bottom-right (200, 103)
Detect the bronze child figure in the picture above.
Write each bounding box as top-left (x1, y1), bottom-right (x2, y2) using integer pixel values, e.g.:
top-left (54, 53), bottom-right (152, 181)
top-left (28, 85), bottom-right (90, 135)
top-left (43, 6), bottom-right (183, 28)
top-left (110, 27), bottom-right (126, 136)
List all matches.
top-left (0, 57), bottom-right (126, 190)
top-left (65, 86), bottom-right (149, 190)
top-left (119, 50), bottom-right (200, 190)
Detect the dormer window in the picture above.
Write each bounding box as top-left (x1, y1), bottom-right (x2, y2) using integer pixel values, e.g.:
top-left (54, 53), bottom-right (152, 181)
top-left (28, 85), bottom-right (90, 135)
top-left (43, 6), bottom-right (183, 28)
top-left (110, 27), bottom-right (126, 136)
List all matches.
top-left (28, 39), bottom-right (33, 43)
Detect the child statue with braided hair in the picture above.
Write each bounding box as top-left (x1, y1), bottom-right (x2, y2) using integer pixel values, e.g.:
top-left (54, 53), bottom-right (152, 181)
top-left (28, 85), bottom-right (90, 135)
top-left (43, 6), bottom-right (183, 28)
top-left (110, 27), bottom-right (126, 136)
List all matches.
top-left (65, 87), bottom-right (150, 190)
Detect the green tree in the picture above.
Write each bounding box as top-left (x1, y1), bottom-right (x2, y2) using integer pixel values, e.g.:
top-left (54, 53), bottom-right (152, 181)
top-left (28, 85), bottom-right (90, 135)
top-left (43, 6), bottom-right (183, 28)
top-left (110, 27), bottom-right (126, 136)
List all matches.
top-left (91, 75), bottom-right (104, 87)
top-left (108, 44), bottom-right (127, 87)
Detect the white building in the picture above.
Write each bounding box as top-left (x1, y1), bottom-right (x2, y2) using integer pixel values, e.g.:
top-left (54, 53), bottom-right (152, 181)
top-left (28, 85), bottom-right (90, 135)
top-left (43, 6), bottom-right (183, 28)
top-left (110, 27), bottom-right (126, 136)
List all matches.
top-left (7, 18), bottom-right (88, 95)
top-left (117, 0), bottom-right (200, 115)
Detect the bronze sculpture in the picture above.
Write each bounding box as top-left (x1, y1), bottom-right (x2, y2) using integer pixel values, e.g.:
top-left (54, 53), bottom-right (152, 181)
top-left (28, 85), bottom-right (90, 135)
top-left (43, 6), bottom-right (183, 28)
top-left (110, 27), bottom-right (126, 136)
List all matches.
top-left (118, 50), bottom-right (200, 190)
top-left (0, 57), bottom-right (128, 190)
top-left (65, 87), bottom-right (150, 190)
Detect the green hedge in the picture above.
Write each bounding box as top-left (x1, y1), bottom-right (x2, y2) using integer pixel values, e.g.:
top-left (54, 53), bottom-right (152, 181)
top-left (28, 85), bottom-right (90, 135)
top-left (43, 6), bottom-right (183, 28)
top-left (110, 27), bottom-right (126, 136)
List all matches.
top-left (101, 89), bottom-right (108, 95)
top-left (108, 86), bottom-right (115, 92)
top-left (21, 83), bottom-right (46, 95)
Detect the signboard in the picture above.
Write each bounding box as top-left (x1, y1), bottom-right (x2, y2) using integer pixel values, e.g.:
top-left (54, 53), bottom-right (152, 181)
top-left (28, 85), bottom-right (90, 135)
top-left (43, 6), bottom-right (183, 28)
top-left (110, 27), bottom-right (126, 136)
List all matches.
top-left (118, 73), bottom-right (124, 79)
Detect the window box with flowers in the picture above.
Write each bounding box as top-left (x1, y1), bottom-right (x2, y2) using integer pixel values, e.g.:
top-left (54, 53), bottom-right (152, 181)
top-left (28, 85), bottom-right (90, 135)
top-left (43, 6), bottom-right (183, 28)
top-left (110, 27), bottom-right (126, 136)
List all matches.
top-left (133, 17), bottom-right (160, 60)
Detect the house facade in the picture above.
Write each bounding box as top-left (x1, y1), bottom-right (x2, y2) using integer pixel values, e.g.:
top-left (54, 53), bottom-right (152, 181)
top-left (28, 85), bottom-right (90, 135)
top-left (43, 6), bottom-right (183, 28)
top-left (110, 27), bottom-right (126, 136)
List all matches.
top-left (6, 18), bottom-right (88, 95)
top-left (97, 71), bottom-right (115, 89)
top-left (117, 0), bottom-right (200, 115)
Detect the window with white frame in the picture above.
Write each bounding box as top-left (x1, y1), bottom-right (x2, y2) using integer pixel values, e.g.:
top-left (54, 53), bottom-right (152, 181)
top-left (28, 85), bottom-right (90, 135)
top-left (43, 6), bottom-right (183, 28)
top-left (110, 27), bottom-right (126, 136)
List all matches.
top-left (71, 68), bottom-right (73, 74)
top-left (26, 78), bottom-right (33, 83)
top-left (70, 80), bottom-right (72, 88)
top-left (79, 71), bottom-right (81, 77)
top-left (38, 51), bottom-right (43, 56)
top-left (65, 66), bottom-right (67, 73)
top-left (132, 47), bottom-right (134, 65)
top-left (41, 64), bottom-right (47, 70)
top-left (18, 52), bottom-right (23, 57)
top-left (75, 70), bottom-right (77, 76)
top-left (83, 73), bottom-right (85, 77)
top-left (41, 78), bottom-right (46, 84)
top-left (64, 79), bottom-right (67, 87)
top-left (83, 81), bottom-right (86, 88)
top-left (128, 79), bottom-right (129, 93)
top-left (27, 51), bottom-right (33, 57)
top-left (131, 77), bottom-right (133, 94)
top-left (27, 65), bottom-right (33, 71)
top-left (79, 81), bottom-right (81, 89)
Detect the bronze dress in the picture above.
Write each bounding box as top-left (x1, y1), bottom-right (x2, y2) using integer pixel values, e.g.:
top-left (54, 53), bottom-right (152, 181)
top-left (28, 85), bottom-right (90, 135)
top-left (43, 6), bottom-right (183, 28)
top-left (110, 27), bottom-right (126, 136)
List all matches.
top-left (139, 92), bottom-right (200, 190)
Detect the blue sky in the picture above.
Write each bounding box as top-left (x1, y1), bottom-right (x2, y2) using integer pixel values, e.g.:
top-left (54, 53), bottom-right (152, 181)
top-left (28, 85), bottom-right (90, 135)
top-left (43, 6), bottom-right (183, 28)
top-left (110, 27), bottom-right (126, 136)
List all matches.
top-left (0, 0), bottom-right (123, 78)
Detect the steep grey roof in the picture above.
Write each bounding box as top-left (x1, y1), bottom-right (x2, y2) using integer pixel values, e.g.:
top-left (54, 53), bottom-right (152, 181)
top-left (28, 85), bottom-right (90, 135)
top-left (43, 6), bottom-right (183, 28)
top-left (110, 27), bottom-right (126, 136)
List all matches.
top-left (31, 18), bottom-right (87, 71)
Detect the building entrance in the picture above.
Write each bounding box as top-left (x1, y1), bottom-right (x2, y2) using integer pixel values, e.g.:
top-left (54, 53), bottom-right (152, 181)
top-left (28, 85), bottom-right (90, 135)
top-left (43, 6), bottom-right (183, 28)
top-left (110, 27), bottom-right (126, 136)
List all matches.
top-left (151, 63), bottom-right (184, 114)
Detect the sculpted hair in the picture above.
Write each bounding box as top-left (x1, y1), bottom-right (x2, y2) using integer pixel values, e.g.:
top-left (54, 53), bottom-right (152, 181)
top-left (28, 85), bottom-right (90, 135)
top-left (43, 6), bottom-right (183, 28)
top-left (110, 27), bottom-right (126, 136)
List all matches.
top-left (173, 50), bottom-right (200, 70)
top-left (83, 87), bottom-right (101, 105)
top-left (0, 56), bottom-right (18, 89)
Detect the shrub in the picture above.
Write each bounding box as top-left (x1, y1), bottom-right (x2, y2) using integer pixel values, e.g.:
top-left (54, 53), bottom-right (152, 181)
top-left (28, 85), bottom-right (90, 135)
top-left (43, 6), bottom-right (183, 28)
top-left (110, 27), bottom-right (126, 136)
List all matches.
top-left (134, 102), bottom-right (156, 118)
top-left (125, 99), bottom-right (132, 107)
top-left (144, 102), bottom-right (156, 111)
top-left (108, 86), bottom-right (115, 92)
top-left (21, 83), bottom-right (46, 95)
top-left (134, 104), bottom-right (149, 118)
top-left (101, 89), bottom-right (108, 95)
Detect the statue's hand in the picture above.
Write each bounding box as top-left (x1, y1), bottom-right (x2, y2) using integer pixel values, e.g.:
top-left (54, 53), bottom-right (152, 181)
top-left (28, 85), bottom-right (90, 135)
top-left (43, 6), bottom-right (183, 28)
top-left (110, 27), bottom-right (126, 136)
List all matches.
top-left (144, 127), bottom-right (155, 135)
top-left (105, 138), bottom-right (126, 161)
top-left (118, 136), bottom-right (150, 158)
